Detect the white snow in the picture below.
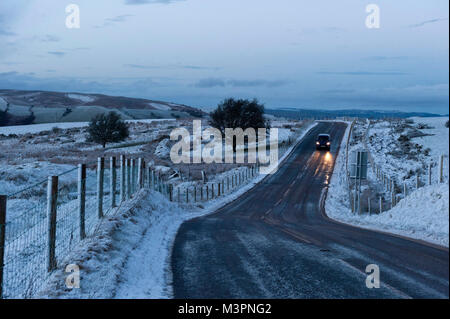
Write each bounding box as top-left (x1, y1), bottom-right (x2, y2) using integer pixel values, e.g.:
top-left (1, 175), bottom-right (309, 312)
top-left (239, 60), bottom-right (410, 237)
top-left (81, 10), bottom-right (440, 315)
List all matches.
top-left (409, 117), bottom-right (449, 161)
top-left (149, 103), bottom-right (171, 111)
top-left (67, 94), bottom-right (96, 103)
top-left (0, 97), bottom-right (7, 110)
top-left (38, 120), bottom-right (318, 299)
top-left (154, 138), bottom-right (170, 158)
top-left (0, 119), bottom-right (175, 135)
top-left (326, 119), bottom-right (449, 247)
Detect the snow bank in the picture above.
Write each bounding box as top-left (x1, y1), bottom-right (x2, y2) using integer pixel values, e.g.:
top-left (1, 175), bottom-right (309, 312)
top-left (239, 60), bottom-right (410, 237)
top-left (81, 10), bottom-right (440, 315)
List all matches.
top-left (326, 120), bottom-right (449, 247)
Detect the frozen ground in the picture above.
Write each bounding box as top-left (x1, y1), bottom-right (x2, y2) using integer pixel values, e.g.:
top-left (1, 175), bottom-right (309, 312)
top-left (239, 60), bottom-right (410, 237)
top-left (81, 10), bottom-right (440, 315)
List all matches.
top-left (326, 118), bottom-right (449, 247)
top-left (0, 119), bottom-right (174, 135)
top-left (366, 117), bottom-right (449, 188)
top-left (38, 121), bottom-right (318, 298)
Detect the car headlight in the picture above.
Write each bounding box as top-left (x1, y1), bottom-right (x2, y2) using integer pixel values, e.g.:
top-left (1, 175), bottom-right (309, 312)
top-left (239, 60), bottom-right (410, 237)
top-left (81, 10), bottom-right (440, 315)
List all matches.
top-left (326, 142), bottom-right (330, 145)
top-left (316, 142), bottom-right (320, 145)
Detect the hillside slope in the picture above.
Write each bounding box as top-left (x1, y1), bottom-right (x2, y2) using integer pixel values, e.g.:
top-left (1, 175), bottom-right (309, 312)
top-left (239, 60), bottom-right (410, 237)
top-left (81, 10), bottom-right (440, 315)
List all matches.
top-left (0, 89), bottom-right (205, 125)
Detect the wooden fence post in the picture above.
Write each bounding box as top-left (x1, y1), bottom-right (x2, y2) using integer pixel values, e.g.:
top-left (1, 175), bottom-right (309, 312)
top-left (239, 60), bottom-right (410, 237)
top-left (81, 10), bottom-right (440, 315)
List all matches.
top-left (428, 163), bottom-right (432, 186)
top-left (350, 193), bottom-right (354, 213)
top-left (120, 155), bottom-right (126, 202)
top-left (169, 184), bottom-right (173, 202)
top-left (0, 195), bottom-right (7, 299)
top-left (206, 185), bottom-right (209, 200)
top-left (110, 157), bottom-right (116, 208)
top-left (137, 158), bottom-right (143, 189)
top-left (97, 157), bottom-right (104, 218)
top-left (439, 155), bottom-right (444, 183)
top-left (78, 164), bottom-right (86, 240)
top-left (126, 159), bottom-right (131, 199)
top-left (47, 176), bottom-right (58, 272)
top-left (379, 197), bottom-right (382, 214)
top-left (391, 192), bottom-right (394, 209)
top-left (131, 159), bottom-right (136, 194)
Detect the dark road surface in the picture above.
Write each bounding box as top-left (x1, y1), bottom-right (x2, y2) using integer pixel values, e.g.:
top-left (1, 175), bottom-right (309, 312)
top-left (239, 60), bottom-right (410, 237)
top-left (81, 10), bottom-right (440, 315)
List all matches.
top-left (172, 122), bottom-right (449, 299)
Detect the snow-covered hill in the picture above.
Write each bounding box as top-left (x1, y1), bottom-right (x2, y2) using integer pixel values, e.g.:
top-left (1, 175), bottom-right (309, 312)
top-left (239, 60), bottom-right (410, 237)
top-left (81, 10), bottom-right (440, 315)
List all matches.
top-left (0, 89), bottom-right (206, 125)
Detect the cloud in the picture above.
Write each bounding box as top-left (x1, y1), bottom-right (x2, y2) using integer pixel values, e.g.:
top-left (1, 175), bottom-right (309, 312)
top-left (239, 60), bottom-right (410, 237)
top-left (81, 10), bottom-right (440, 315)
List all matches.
top-left (125, 0), bottom-right (185, 4)
top-left (317, 71), bottom-right (407, 76)
top-left (124, 64), bottom-right (164, 69)
top-left (193, 78), bottom-right (290, 88)
top-left (95, 15), bottom-right (134, 28)
top-left (194, 78), bottom-right (226, 88)
top-left (40, 35), bottom-right (60, 42)
top-left (227, 79), bottom-right (289, 88)
top-left (0, 72), bottom-right (165, 97)
top-left (363, 56), bottom-right (409, 61)
top-left (182, 65), bottom-right (220, 71)
top-left (408, 18), bottom-right (448, 28)
top-left (314, 83), bottom-right (449, 113)
top-left (0, 30), bottom-right (16, 37)
top-left (124, 64), bottom-right (220, 70)
top-left (48, 51), bottom-right (66, 57)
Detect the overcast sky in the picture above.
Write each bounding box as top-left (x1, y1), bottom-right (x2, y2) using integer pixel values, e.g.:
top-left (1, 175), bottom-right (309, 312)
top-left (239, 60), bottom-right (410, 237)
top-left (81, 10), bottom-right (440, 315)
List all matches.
top-left (0, 0), bottom-right (448, 113)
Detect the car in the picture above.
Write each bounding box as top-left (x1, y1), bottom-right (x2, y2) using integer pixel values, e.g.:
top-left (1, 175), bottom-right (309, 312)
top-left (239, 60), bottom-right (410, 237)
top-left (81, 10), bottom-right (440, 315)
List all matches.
top-left (316, 134), bottom-right (331, 150)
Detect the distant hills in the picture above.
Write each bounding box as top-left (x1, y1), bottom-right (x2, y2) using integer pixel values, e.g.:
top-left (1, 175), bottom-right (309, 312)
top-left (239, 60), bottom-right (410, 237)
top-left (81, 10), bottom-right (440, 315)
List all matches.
top-left (0, 89), bottom-right (206, 126)
top-left (1, 89), bottom-right (445, 127)
top-left (266, 108), bottom-right (445, 120)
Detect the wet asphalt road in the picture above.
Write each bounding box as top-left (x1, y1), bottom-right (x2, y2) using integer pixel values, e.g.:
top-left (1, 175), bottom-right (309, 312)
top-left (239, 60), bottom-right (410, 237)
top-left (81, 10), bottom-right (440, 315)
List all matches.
top-left (171, 122), bottom-right (449, 299)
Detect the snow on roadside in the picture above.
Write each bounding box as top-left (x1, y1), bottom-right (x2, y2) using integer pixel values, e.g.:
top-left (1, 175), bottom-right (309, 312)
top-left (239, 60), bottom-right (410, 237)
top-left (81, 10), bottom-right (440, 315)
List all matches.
top-left (326, 121), bottom-right (449, 247)
top-left (38, 121), bottom-right (318, 299)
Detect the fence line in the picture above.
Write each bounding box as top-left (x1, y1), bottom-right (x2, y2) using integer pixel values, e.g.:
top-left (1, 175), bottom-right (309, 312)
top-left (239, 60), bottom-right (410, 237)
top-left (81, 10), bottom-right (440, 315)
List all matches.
top-left (364, 120), bottom-right (448, 209)
top-left (345, 119), bottom-right (448, 215)
top-left (0, 155), bottom-right (262, 298)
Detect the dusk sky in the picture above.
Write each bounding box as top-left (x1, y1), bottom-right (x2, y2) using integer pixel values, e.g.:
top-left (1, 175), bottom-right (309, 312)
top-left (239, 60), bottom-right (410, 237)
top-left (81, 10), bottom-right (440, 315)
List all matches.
top-left (0, 0), bottom-right (448, 113)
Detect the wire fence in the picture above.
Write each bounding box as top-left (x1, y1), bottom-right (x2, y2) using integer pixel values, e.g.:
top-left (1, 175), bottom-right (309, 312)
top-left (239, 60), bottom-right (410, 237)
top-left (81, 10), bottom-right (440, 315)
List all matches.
top-left (344, 119), bottom-right (448, 215)
top-left (0, 154), bottom-right (265, 299)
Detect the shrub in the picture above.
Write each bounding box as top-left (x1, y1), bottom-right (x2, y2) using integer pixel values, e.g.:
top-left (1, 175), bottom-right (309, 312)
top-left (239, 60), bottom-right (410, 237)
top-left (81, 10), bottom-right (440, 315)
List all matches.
top-left (87, 112), bottom-right (129, 148)
top-left (209, 98), bottom-right (269, 151)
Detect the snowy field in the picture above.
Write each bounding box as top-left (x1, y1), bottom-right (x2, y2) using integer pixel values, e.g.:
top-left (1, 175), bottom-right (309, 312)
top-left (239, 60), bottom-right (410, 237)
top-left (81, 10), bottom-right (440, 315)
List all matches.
top-left (0, 114), bottom-right (313, 298)
top-left (366, 117), bottom-right (449, 188)
top-left (0, 119), bottom-right (174, 135)
top-left (38, 121), bottom-right (317, 298)
top-left (326, 117), bottom-right (449, 247)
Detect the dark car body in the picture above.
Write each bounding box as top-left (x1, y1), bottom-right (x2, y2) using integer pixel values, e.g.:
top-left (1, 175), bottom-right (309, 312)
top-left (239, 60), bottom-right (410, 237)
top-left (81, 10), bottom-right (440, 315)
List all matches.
top-left (316, 134), bottom-right (331, 150)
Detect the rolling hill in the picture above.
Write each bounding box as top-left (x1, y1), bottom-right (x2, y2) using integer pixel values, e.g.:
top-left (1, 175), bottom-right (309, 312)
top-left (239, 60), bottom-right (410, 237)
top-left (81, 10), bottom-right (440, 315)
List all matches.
top-left (0, 89), bottom-right (206, 126)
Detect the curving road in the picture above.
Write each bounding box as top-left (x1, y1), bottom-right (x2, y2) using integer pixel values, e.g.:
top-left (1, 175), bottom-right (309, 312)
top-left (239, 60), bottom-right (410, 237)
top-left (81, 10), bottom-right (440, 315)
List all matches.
top-left (171, 122), bottom-right (449, 299)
